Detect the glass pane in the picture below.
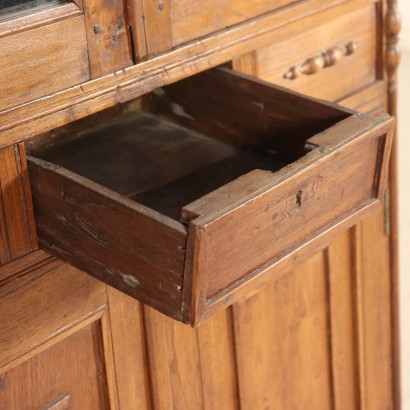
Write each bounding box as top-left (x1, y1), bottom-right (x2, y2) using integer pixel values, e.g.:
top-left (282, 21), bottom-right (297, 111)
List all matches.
top-left (0, 0), bottom-right (69, 19)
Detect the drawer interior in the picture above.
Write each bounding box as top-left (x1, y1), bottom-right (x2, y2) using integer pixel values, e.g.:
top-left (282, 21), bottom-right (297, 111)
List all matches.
top-left (27, 67), bottom-right (350, 224)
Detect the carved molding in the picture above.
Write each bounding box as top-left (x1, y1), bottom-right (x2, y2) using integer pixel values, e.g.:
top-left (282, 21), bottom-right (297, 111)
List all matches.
top-left (386, 0), bottom-right (401, 101)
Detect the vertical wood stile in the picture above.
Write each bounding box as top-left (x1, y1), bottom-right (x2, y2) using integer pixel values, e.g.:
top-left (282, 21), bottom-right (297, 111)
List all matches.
top-left (385, 1), bottom-right (402, 408)
top-left (0, 143), bottom-right (37, 264)
top-left (106, 289), bottom-right (152, 410)
top-left (82, 0), bottom-right (134, 78)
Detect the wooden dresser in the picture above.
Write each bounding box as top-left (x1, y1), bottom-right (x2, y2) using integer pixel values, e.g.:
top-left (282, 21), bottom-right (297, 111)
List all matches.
top-left (0, 0), bottom-right (401, 408)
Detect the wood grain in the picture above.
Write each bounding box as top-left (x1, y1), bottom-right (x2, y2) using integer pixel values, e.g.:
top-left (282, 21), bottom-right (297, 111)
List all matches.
top-left (170, 0), bottom-right (298, 46)
top-left (0, 323), bottom-right (109, 410)
top-left (0, 16), bottom-right (89, 111)
top-left (151, 67), bottom-right (352, 163)
top-left (354, 211), bottom-right (394, 409)
top-left (326, 231), bottom-right (359, 409)
top-left (0, 144), bottom-right (37, 265)
top-left (140, 0), bottom-right (172, 56)
top-left (82, 0), bottom-right (133, 78)
top-left (0, 0), bottom-right (376, 147)
top-left (233, 253), bottom-right (332, 409)
top-left (143, 306), bottom-right (204, 409)
top-left (27, 156), bottom-right (187, 321)
top-left (106, 288), bottom-right (152, 410)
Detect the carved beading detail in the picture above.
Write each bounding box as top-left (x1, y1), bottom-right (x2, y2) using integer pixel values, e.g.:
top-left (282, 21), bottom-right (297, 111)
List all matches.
top-left (386, 0), bottom-right (401, 97)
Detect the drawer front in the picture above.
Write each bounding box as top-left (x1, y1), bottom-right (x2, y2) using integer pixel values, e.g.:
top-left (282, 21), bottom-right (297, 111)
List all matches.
top-left (0, 15), bottom-right (90, 111)
top-left (254, 5), bottom-right (378, 101)
top-left (26, 68), bottom-right (393, 325)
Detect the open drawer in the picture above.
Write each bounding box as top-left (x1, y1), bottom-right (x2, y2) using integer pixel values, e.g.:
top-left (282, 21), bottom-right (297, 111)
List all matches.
top-left (26, 67), bottom-right (393, 325)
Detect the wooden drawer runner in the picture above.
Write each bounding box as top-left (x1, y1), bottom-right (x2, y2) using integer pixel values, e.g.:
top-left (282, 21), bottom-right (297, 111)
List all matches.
top-left (254, 4), bottom-right (378, 101)
top-left (26, 67), bottom-right (393, 325)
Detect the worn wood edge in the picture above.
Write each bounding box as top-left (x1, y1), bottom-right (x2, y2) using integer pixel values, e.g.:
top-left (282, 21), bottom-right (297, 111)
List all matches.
top-left (0, 2), bottom-right (82, 39)
top-left (26, 155), bottom-right (187, 234)
top-left (16, 144), bottom-right (39, 253)
top-left (0, 306), bottom-right (106, 373)
top-left (99, 310), bottom-right (120, 410)
top-left (192, 200), bottom-right (381, 326)
top-left (181, 225), bottom-right (207, 324)
top-left (183, 113), bottom-right (393, 227)
top-left (214, 66), bottom-right (356, 116)
top-left (307, 112), bottom-right (393, 149)
top-left (0, 0), bottom-right (378, 147)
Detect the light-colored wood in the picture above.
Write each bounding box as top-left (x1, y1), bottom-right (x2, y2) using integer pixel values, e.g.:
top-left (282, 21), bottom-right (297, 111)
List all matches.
top-left (82, 0), bottom-right (133, 78)
top-left (139, 0), bottom-right (172, 56)
top-left (0, 144), bottom-right (37, 264)
top-left (170, 0), bottom-right (305, 47)
top-left (0, 16), bottom-right (89, 112)
top-left (233, 252), bottom-right (332, 409)
top-left (107, 288), bottom-right (152, 410)
top-left (197, 308), bottom-right (239, 410)
top-left (143, 306), bottom-right (204, 409)
top-left (326, 231), bottom-right (359, 409)
top-left (354, 211), bottom-right (394, 409)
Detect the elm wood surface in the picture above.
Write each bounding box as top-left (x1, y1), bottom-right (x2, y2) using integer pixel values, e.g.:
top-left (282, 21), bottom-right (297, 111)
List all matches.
top-left (0, 144), bottom-right (37, 265)
top-left (82, 0), bottom-right (133, 78)
top-left (0, 0), bottom-right (377, 149)
top-left (0, 15), bottom-right (90, 112)
top-left (254, 4), bottom-right (378, 101)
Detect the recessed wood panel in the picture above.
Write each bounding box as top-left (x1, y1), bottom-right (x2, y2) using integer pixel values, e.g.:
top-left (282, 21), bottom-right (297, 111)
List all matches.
top-left (0, 323), bottom-right (109, 410)
top-left (0, 15), bottom-right (89, 111)
top-left (233, 252), bottom-right (332, 409)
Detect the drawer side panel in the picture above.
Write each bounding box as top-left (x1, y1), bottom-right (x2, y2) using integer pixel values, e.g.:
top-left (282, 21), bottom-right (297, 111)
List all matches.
top-left (27, 158), bottom-right (186, 321)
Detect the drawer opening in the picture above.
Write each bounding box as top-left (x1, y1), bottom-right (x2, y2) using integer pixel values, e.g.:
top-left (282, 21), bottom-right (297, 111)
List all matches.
top-left (26, 66), bottom-right (392, 324)
top-left (26, 67), bottom-right (350, 224)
